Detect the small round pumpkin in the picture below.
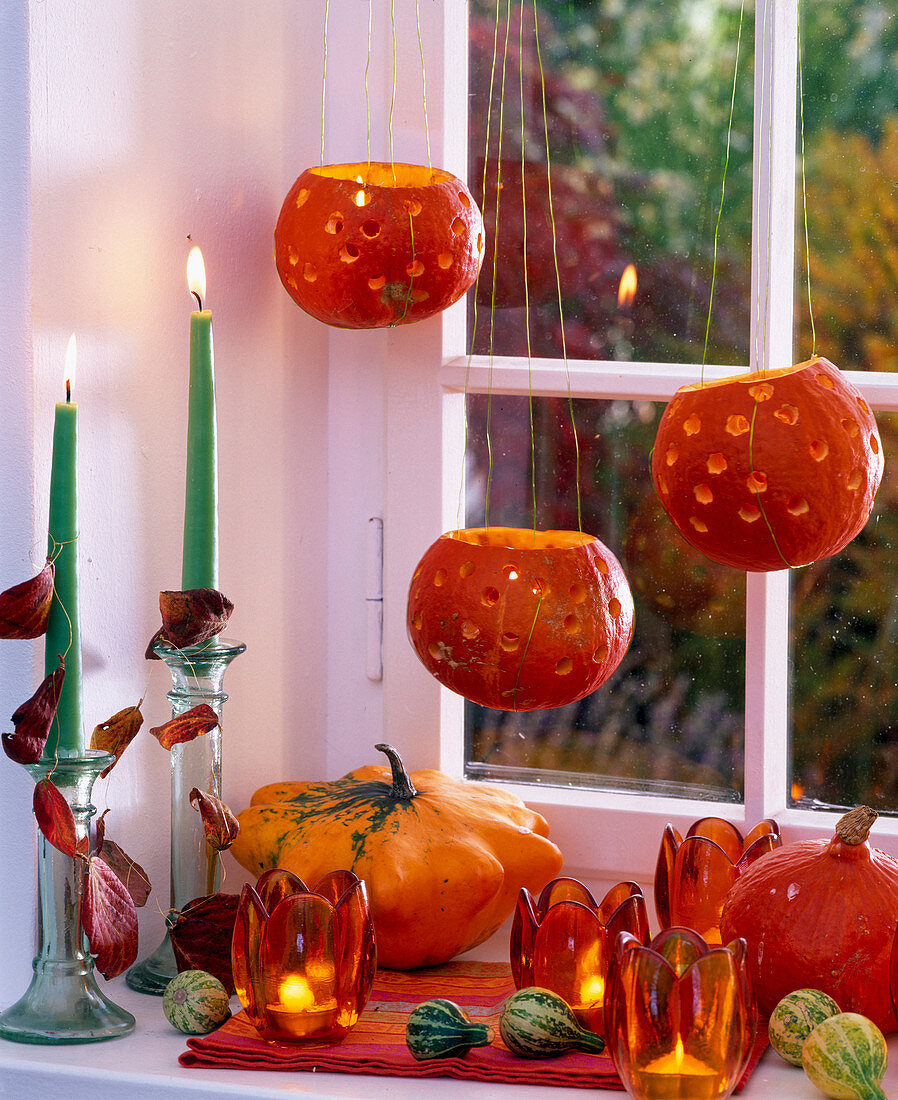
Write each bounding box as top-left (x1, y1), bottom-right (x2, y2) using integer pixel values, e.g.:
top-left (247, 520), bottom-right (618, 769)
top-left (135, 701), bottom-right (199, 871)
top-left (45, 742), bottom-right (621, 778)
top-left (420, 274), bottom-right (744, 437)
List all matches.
top-left (163, 970), bottom-right (231, 1034)
top-left (720, 806), bottom-right (898, 1032)
top-left (274, 162), bottom-right (484, 329)
top-left (651, 356), bottom-right (883, 571)
top-left (407, 527), bottom-right (634, 711)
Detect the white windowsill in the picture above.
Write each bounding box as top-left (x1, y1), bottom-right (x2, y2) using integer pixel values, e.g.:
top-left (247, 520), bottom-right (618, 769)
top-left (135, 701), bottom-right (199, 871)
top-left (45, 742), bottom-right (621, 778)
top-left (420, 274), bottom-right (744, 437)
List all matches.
top-left (2, 978), bottom-right (896, 1100)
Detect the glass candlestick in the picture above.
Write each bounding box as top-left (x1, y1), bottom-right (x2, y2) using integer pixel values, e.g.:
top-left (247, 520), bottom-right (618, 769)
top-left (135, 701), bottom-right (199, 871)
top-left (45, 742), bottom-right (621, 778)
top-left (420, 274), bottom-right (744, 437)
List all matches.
top-left (0, 750), bottom-right (135, 1044)
top-left (126, 635), bottom-right (244, 995)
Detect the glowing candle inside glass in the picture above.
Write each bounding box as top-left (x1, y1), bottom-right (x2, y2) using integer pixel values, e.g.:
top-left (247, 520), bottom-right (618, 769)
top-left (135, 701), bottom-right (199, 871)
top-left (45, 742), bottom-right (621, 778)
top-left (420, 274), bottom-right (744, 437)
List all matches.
top-left (630, 1037), bottom-right (725, 1100)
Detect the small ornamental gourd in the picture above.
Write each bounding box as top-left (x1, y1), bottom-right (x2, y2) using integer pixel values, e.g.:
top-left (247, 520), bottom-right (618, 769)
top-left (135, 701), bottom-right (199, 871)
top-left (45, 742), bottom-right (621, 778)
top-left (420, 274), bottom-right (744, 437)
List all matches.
top-left (163, 970), bottom-right (231, 1034)
top-left (230, 744), bottom-right (563, 970)
top-left (801, 1013), bottom-right (888, 1100)
top-left (405, 999), bottom-right (494, 1060)
top-left (769, 989), bottom-right (842, 1067)
top-left (498, 988), bottom-right (606, 1058)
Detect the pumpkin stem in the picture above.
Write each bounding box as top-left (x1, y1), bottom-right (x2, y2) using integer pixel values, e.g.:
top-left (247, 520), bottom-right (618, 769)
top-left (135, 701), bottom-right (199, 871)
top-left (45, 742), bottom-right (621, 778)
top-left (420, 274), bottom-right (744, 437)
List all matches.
top-left (835, 805), bottom-right (878, 845)
top-left (375, 743), bottom-right (418, 801)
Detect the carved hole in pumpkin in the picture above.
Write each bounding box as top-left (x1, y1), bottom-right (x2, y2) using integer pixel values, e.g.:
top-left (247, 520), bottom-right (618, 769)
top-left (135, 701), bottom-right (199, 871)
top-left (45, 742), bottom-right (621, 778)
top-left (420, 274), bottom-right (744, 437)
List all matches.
top-left (787, 497), bottom-right (809, 516)
top-left (368, 275), bottom-right (387, 291)
top-left (726, 414), bottom-right (750, 436)
top-left (555, 657), bottom-right (573, 675)
top-left (707, 452), bottom-right (727, 474)
top-left (461, 619), bottom-right (480, 640)
top-left (409, 288), bottom-right (430, 302)
top-left (482, 587), bottom-right (500, 607)
top-left (477, 232), bottom-right (484, 251)
top-left (451, 217), bottom-right (466, 237)
top-left (738, 505), bottom-right (761, 523)
top-left (596, 557), bottom-right (608, 574)
top-left (285, 276), bottom-right (298, 290)
top-left (694, 483), bottom-right (713, 504)
top-left (657, 475), bottom-right (669, 494)
top-left (287, 246), bottom-right (299, 266)
top-left (848, 468), bottom-right (863, 491)
top-left (774, 403), bottom-right (799, 425)
top-left (325, 212), bottom-right (344, 235)
top-left (564, 614), bottom-right (580, 635)
top-left (502, 565), bottom-right (519, 580)
top-left (295, 188), bottom-right (310, 208)
top-left (683, 414), bottom-right (701, 436)
top-left (858, 397), bottom-right (871, 415)
top-left (427, 642), bottom-right (443, 660)
top-left (339, 243), bottom-right (360, 263)
top-left (500, 632), bottom-right (520, 652)
top-left (747, 471), bottom-right (768, 493)
top-left (689, 517), bottom-right (709, 533)
top-left (405, 198), bottom-right (423, 216)
top-left (303, 263), bottom-right (317, 283)
top-left (361, 220), bottom-right (381, 239)
top-left (458, 191), bottom-right (471, 208)
top-left (593, 645), bottom-right (609, 664)
top-left (809, 440), bottom-right (829, 461)
top-left (665, 444), bottom-right (679, 466)
top-left (608, 598), bottom-right (622, 619)
top-left (841, 417), bottom-right (859, 437)
top-left (459, 561), bottom-right (475, 578)
top-left (433, 568), bottom-right (448, 587)
top-left (816, 372), bottom-right (835, 390)
top-left (437, 252), bottom-right (453, 270)
top-left (407, 259), bottom-right (425, 278)
top-left (534, 578), bottom-right (550, 597)
top-left (411, 612), bottom-right (423, 631)
top-left (570, 582), bottom-right (587, 604)
top-left (871, 433), bottom-right (880, 455)
top-left (749, 382), bottom-right (774, 402)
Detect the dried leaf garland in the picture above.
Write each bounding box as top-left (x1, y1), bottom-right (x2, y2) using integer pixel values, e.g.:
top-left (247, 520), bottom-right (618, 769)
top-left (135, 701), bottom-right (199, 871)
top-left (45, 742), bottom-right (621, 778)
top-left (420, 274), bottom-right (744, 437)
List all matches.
top-left (147, 588), bottom-right (234, 658)
top-left (189, 787), bottom-right (239, 852)
top-left (81, 855), bottom-right (139, 978)
top-left (168, 893), bottom-right (240, 994)
top-left (0, 560), bottom-right (55, 639)
top-left (149, 704), bottom-right (219, 750)
top-left (91, 703), bottom-right (143, 777)
top-left (94, 810), bottom-right (152, 908)
top-left (33, 777), bottom-right (77, 856)
top-left (2, 660), bottom-right (65, 765)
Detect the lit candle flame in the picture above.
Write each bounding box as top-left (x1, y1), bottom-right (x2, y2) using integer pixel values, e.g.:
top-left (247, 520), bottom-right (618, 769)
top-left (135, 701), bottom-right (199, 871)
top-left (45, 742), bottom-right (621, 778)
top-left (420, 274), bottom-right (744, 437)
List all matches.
top-left (278, 975), bottom-right (314, 1012)
top-left (618, 263), bottom-right (637, 309)
top-left (187, 246), bottom-right (207, 306)
top-left (64, 333), bottom-right (77, 400)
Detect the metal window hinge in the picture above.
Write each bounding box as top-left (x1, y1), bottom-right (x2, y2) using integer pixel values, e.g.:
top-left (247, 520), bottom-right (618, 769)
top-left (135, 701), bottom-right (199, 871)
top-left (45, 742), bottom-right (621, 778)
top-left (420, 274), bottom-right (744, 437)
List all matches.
top-left (365, 516), bottom-right (383, 681)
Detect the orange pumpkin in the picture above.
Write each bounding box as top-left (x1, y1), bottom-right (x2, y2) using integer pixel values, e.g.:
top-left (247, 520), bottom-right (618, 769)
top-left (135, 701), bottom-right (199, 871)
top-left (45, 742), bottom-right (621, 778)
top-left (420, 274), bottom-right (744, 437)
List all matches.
top-left (407, 527), bottom-right (634, 711)
top-left (274, 162), bottom-right (484, 328)
top-left (651, 357), bottom-right (883, 571)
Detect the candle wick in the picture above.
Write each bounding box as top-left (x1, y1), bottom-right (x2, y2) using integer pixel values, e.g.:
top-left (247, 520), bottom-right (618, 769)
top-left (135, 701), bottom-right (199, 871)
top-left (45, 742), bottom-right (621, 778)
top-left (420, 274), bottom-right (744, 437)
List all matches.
top-left (192, 290), bottom-right (203, 311)
top-left (65, 379), bottom-right (71, 403)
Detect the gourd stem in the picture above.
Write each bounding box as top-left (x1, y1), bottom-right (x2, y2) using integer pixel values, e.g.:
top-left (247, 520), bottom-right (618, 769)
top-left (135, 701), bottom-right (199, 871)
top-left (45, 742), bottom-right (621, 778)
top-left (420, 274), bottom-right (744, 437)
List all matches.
top-left (375, 743), bottom-right (418, 801)
top-left (575, 1030), bottom-right (607, 1055)
top-left (836, 805), bottom-right (878, 845)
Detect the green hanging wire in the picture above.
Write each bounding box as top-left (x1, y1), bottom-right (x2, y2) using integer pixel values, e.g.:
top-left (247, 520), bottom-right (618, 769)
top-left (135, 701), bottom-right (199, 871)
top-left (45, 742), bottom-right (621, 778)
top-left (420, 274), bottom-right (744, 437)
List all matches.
top-left (797, 0), bottom-right (817, 356)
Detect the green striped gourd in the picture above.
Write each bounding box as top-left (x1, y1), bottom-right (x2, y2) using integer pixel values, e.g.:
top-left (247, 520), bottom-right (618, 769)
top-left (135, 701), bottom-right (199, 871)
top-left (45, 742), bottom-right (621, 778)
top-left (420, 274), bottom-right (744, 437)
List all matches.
top-left (405, 998), bottom-right (494, 1060)
top-left (769, 988), bottom-right (842, 1066)
top-left (499, 987), bottom-right (606, 1058)
top-left (163, 970), bottom-right (231, 1034)
top-left (801, 1012), bottom-right (888, 1100)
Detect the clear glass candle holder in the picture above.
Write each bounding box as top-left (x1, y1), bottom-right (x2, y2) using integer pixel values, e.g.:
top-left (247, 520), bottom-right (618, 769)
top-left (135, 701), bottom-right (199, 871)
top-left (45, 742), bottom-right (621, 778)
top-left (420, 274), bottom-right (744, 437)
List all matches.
top-left (604, 927), bottom-right (755, 1100)
top-left (510, 877), bottom-right (650, 1036)
top-left (232, 868), bottom-right (376, 1045)
top-left (654, 818), bottom-right (780, 944)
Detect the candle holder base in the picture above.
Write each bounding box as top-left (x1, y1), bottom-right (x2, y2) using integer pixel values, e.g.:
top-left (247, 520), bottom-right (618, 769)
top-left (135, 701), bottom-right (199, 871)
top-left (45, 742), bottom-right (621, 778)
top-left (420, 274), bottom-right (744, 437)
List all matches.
top-left (124, 933), bottom-right (178, 996)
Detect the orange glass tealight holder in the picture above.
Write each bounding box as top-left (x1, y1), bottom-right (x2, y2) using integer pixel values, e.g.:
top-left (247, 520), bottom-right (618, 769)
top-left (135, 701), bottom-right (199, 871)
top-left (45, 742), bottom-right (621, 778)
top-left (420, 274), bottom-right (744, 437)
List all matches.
top-left (654, 817), bottom-right (780, 944)
top-left (604, 927), bottom-right (755, 1100)
top-left (231, 868), bottom-right (376, 1045)
top-left (510, 878), bottom-right (650, 1036)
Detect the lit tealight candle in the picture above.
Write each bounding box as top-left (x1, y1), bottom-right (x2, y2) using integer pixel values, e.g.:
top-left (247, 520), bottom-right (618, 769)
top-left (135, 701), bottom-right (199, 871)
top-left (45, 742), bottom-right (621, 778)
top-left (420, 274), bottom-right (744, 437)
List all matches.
top-left (631, 1037), bottom-right (723, 1100)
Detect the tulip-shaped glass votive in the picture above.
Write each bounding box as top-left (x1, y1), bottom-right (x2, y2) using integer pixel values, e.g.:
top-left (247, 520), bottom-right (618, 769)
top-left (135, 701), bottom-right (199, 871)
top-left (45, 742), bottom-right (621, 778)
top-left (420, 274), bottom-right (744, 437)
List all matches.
top-left (232, 868), bottom-right (376, 1044)
top-left (605, 927), bottom-right (755, 1100)
top-left (511, 877), bottom-right (650, 1036)
top-left (654, 818), bottom-right (780, 944)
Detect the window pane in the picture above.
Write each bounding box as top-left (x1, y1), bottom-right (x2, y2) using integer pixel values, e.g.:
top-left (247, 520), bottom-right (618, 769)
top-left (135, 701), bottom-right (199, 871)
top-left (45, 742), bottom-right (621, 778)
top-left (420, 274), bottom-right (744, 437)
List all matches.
top-left (789, 3), bottom-right (898, 815)
top-left (463, 394), bottom-right (746, 801)
top-left (467, 0), bottom-right (753, 364)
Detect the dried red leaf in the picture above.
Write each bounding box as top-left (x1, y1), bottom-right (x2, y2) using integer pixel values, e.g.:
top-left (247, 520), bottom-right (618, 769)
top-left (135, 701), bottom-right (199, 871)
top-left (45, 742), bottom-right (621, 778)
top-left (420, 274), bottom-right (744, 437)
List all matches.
top-left (81, 855), bottom-right (139, 979)
top-left (99, 838), bottom-right (153, 908)
top-left (189, 787), bottom-right (240, 852)
top-left (2, 661), bottom-right (65, 765)
top-left (149, 704), bottom-right (219, 750)
top-left (169, 893), bottom-right (239, 994)
top-left (158, 588), bottom-right (233, 649)
top-left (91, 703), bottom-right (143, 777)
top-left (95, 807), bottom-right (110, 852)
top-left (0, 560), bottom-right (55, 639)
top-left (33, 777), bottom-right (77, 856)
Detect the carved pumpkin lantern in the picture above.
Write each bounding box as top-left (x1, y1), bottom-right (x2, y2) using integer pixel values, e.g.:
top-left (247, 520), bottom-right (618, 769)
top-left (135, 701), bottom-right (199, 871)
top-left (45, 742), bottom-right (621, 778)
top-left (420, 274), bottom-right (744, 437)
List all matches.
top-left (652, 356), bottom-right (883, 571)
top-left (274, 162), bottom-right (484, 329)
top-left (407, 527), bottom-right (634, 711)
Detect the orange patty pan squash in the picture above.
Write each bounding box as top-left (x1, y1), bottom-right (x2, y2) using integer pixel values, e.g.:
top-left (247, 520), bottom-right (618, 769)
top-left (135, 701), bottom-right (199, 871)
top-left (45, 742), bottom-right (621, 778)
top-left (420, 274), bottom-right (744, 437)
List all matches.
top-left (230, 744), bottom-right (563, 970)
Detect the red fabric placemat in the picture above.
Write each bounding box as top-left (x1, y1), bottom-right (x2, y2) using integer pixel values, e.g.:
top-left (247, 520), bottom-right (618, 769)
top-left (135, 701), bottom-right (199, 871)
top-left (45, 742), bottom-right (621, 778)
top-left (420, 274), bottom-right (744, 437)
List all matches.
top-left (180, 961), bottom-right (768, 1091)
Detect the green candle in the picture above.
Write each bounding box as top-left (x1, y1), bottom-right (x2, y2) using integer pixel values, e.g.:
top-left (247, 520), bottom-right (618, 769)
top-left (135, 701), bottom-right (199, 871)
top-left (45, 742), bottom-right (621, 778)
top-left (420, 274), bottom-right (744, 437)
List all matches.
top-left (181, 247), bottom-right (219, 591)
top-left (43, 334), bottom-right (83, 758)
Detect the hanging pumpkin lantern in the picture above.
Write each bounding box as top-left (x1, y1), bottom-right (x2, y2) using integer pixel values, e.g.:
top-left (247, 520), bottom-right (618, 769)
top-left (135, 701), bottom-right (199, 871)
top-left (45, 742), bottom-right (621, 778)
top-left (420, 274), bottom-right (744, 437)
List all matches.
top-left (407, 527), bottom-right (634, 711)
top-left (274, 162), bottom-right (484, 329)
top-left (651, 356), bottom-right (883, 571)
